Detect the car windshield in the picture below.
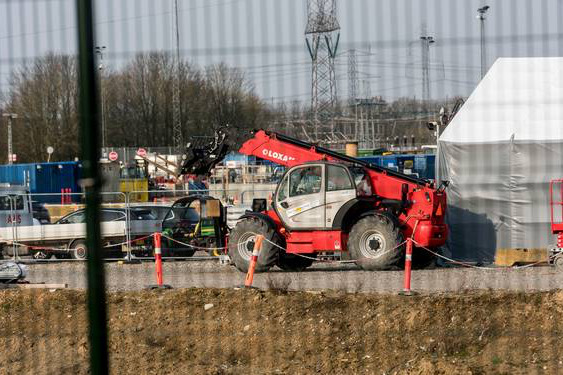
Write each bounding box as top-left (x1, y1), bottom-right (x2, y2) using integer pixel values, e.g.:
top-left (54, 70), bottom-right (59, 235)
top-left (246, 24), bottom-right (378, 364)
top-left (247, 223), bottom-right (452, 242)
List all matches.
top-left (130, 209), bottom-right (156, 220)
top-left (164, 207), bottom-right (199, 222)
top-left (181, 207), bottom-right (199, 221)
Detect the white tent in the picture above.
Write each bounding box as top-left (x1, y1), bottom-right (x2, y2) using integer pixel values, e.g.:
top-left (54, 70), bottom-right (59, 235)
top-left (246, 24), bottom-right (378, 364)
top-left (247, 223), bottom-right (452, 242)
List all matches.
top-left (439, 57), bottom-right (563, 262)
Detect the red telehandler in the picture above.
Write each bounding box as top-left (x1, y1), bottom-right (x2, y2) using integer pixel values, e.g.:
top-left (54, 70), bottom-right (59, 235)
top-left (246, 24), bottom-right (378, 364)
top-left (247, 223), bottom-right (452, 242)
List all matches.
top-left (181, 128), bottom-right (448, 272)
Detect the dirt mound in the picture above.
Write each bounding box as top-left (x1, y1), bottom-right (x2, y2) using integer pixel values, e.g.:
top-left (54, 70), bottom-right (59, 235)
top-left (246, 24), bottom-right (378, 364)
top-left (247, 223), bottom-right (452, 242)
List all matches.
top-left (1, 288), bottom-right (563, 374)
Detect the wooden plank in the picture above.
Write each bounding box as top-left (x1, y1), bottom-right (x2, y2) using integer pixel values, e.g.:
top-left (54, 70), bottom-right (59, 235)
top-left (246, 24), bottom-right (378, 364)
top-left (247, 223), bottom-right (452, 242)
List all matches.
top-left (495, 248), bottom-right (549, 267)
top-left (0, 283), bottom-right (68, 290)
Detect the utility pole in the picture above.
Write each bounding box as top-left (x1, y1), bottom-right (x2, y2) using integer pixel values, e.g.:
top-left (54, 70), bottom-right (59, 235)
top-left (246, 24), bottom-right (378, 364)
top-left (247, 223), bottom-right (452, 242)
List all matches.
top-left (172, 0), bottom-right (183, 152)
top-left (420, 35), bottom-right (435, 107)
top-left (2, 113), bottom-right (18, 165)
top-left (305, 0), bottom-right (340, 144)
top-left (95, 46), bottom-right (106, 155)
top-left (477, 5), bottom-right (490, 79)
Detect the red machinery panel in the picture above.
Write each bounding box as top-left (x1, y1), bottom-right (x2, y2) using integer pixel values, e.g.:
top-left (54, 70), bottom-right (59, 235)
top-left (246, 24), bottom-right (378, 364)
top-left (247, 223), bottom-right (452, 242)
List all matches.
top-left (550, 179), bottom-right (563, 235)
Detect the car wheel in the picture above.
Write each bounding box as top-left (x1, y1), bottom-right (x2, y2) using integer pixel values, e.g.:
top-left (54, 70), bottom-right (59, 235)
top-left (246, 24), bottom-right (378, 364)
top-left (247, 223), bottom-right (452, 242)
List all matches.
top-left (70, 241), bottom-right (88, 260)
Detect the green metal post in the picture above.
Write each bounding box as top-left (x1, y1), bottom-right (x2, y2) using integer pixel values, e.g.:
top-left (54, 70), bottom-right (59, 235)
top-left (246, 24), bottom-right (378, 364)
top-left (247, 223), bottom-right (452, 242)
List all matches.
top-left (76, 0), bottom-right (109, 374)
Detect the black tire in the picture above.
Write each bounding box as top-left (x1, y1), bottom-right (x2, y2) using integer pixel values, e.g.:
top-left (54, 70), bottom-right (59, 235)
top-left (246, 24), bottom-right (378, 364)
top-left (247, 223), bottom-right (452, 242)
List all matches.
top-left (31, 250), bottom-right (53, 260)
top-left (348, 215), bottom-right (404, 270)
top-left (228, 217), bottom-right (280, 273)
top-left (70, 240), bottom-right (88, 260)
top-left (276, 253), bottom-right (316, 272)
top-left (163, 247), bottom-right (196, 258)
top-left (412, 246), bottom-right (437, 269)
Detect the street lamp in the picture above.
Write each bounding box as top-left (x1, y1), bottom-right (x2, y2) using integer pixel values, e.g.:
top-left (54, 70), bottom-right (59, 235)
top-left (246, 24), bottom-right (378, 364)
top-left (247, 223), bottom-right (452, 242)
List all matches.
top-left (95, 45), bottom-right (107, 155)
top-left (2, 113), bottom-right (18, 165)
top-left (427, 106), bottom-right (448, 184)
top-left (477, 5), bottom-right (490, 79)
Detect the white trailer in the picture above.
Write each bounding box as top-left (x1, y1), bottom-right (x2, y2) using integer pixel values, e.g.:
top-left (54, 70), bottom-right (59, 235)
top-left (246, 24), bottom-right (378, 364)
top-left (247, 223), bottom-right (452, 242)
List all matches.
top-left (0, 186), bottom-right (161, 259)
top-left (0, 220), bottom-right (162, 259)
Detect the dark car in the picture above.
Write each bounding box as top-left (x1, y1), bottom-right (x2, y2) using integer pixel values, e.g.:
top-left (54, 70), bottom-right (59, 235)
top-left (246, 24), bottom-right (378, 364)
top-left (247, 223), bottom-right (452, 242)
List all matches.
top-left (31, 201), bottom-right (51, 224)
top-left (56, 207), bottom-right (156, 224)
top-left (138, 196), bottom-right (227, 257)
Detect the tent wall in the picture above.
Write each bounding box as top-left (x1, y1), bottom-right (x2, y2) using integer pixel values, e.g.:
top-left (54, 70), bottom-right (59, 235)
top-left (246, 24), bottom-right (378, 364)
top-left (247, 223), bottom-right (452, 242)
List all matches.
top-left (439, 140), bottom-right (563, 262)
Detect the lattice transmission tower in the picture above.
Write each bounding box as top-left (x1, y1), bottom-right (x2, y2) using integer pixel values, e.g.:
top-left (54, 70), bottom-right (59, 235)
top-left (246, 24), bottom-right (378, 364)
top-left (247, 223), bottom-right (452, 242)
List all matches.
top-left (172, 0), bottom-right (183, 152)
top-left (348, 49), bottom-right (358, 106)
top-left (305, 0), bottom-right (340, 143)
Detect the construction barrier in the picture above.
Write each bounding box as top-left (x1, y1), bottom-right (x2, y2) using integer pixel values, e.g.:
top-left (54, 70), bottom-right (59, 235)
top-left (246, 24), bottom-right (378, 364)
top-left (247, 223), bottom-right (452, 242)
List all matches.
top-left (244, 235), bottom-right (264, 288)
top-left (148, 232), bottom-right (171, 289)
top-left (154, 232), bottom-right (163, 285)
top-left (400, 238), bottom-right (415, 296)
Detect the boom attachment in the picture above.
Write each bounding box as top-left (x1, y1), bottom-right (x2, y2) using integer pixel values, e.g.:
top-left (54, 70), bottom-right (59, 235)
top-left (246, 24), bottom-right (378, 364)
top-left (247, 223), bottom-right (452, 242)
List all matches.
top-left (179, 128), bottom-right (229, 176)
top-left (179, 128), bottom-right (430, 186)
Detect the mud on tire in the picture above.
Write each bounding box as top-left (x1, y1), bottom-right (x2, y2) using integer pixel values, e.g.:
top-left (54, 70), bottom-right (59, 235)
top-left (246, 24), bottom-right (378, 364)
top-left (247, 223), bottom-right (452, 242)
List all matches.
top-left (228, 217), bottom-right (281, 273)
top-left (347, 214), bottom-right (404, 270)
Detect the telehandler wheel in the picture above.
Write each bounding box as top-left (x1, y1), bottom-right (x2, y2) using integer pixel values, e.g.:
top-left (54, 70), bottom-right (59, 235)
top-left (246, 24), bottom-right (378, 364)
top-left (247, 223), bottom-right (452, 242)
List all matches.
top-left (276, 253), bottom-right (316, 272)
top-left (348, 215), bottom-right (404, 270)
top-left (228, 217), bottom-right (280, 273)
top-left (70, 240), bottom-right (88, 260)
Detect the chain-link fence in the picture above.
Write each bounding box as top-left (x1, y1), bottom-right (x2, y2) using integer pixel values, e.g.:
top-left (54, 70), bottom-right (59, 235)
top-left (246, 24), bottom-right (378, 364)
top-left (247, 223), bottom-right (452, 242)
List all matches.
top-left (2, 0), bottom-right (563, 374)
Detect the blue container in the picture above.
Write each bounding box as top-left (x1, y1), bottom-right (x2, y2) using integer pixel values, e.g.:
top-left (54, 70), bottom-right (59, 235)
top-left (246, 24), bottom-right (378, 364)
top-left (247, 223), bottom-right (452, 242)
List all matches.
top-left (0, 162), bottom-right (82, 203)
top-left (414, 155), bottom-right (435, 180)
top-left (360, 154), bottom-right (436, 180)
top-left (380, 156), bottom-right (399, 171)
top-left (224, 152), bottom-right (249, 163)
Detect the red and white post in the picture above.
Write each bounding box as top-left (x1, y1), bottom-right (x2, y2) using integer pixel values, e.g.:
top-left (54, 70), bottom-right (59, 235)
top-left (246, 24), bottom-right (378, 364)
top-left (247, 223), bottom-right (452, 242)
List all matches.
top-left (154, 232), bottom-right (163, 286)
top-left (148, 232), bottom-right (171, 289)
top-left (244, 235), bottom-right (264, 288)
top-left (400, 238), bottom-right (415, 296)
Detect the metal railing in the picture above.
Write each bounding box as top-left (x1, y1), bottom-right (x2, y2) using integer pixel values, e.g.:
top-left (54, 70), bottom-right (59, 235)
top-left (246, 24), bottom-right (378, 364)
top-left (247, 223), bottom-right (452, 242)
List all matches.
top-left (0, 188), bottom-right (274, 263)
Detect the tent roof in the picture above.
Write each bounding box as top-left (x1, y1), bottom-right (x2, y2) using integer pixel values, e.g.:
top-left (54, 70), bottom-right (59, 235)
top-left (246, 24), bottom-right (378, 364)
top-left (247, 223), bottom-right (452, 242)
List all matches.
top-left (440, 57), bottom-right (563, 143)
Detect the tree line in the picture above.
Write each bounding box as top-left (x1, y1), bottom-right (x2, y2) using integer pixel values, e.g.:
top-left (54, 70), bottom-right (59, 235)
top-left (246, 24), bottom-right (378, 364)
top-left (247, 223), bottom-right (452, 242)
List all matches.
top-left (1, 53), bottom-right (266, 162)
top-left (0, 52), bottom-right (461, 163)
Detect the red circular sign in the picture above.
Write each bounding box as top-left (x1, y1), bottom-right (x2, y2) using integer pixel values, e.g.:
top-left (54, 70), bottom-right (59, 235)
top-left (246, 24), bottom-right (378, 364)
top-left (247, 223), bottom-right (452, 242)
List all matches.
top-left (136, 148), bottom-right (147, 157)
top-left (108, 151), bottom-right (118, 161)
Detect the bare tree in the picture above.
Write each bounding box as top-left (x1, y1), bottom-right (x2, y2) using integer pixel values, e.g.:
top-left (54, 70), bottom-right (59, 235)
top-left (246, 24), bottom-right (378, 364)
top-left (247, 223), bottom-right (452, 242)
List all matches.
top-left (6, 54), bottom-right (79, 162)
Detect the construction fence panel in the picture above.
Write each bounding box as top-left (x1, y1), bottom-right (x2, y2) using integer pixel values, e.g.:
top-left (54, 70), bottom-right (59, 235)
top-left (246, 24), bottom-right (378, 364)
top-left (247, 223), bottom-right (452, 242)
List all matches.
top-left (0, 188), bottom-right (278, 263)
top-left (0, 191), bottom-right (145, 262)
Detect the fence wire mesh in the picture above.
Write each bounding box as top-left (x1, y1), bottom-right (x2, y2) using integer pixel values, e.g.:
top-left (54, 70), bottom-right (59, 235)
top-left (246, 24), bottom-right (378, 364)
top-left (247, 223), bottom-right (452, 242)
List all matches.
top-left (1, 0), bottom-right (563, 374)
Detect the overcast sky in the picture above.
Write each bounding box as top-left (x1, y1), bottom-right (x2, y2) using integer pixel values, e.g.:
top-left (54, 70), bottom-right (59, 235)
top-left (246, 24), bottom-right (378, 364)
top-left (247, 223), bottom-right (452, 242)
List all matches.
top-left (0, 0), bottom-right (561, 104)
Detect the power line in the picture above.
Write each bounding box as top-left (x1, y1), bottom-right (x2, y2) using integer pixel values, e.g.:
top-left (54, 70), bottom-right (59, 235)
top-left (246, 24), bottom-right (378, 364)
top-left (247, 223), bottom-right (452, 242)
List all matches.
top-left (0, 0), bottom-right (244, 41)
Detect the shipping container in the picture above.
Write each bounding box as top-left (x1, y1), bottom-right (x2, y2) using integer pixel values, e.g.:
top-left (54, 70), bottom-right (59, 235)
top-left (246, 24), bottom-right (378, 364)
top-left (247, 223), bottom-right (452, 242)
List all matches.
top-left (0, 162), bottom-right (82, 203)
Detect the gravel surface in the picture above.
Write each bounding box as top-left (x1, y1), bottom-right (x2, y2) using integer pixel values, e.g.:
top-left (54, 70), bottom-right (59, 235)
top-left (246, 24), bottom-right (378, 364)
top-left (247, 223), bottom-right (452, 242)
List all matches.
top-left (14, 257), bottom-right (563, 293)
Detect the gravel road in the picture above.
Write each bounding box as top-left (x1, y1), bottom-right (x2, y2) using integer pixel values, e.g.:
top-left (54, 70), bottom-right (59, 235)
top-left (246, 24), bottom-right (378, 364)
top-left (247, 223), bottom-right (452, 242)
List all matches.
top-left (14, 257), bottom-right (563, 293)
